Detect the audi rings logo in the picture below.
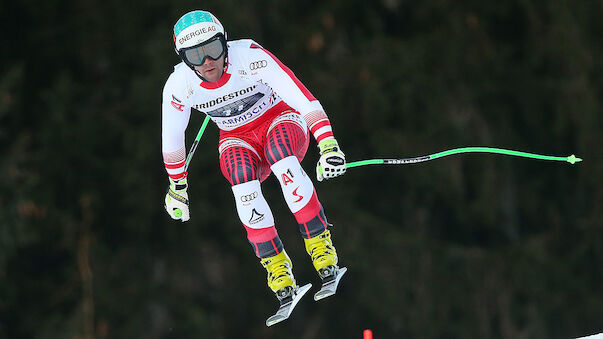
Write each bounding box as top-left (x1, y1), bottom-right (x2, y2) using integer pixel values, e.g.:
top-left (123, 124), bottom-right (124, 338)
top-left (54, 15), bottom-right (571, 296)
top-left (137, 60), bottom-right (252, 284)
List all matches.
top-left (241, 191), bottom-right (258, 202)
top-left (249, 60), bottom-right (268, 70)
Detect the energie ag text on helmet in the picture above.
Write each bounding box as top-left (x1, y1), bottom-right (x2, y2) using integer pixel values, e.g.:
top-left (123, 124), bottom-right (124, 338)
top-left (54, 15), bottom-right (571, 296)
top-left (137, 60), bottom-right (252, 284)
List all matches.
top-left (178, 26), bottom-right (217, 45)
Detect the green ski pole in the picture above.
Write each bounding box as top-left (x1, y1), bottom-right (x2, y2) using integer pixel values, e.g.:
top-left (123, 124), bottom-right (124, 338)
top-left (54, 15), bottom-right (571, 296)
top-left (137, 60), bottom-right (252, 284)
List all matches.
top-left (173, 114), bottom-right (211, 218)
top-left (346, 147), bottom-right (582, 169)
top-left (184, 114), bottom-right (211, 171)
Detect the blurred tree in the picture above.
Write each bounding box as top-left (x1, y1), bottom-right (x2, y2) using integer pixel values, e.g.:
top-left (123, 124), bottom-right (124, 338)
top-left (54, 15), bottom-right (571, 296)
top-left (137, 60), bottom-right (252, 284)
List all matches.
top-left (0, 0), bottom-right (601, 338)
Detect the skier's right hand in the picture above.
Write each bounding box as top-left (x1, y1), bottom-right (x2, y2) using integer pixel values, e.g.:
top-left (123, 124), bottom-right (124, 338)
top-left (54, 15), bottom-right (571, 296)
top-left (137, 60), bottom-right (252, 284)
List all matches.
top-left (164, 177), bottom-right (190, 222)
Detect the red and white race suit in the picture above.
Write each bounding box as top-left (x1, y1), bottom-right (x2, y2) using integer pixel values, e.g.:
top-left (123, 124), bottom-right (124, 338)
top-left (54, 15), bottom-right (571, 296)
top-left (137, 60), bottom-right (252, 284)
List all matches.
top-left (161, 39), bottom-right (335, 258)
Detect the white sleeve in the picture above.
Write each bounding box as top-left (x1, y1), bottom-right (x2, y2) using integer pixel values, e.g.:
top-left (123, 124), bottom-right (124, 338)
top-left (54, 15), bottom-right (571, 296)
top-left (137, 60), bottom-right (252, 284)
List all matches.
top-left (161, 70), bottom-right (192, 180)
top-left (246, 43), bottom-right (324, 116)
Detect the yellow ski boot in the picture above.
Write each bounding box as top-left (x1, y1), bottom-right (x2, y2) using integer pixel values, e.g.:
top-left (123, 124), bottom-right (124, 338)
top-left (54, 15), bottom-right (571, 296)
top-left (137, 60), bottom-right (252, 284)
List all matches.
top-left (262, 251), bottom-right (313, 326)
top-left (260, 251), bottom-right (296, 300)
top-left (304, 229), bottom-right (347, 300)
top-left (304, 229), bottom-right (339, 281)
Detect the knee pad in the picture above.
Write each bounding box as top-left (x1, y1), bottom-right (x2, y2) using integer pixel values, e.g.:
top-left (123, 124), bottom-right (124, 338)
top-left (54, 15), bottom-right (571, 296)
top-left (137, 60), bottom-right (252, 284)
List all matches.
top-left (270, 156), bottom-right (314, 213)
top-left (231, 180), bottom-right (274, 229)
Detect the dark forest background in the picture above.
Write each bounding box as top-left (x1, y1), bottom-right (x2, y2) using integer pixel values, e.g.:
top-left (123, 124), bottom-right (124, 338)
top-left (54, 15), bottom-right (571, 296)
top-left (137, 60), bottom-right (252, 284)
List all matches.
top-left (1, 0), bottom-right (602, 338)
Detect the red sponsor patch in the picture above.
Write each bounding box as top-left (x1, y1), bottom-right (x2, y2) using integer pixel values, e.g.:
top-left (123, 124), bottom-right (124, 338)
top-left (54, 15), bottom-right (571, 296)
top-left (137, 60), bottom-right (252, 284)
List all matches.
top-left (171, 101), bottom-right (184, 111)
top-left (281, 173), bottom-right (294, 185)
top-left (292, 187), bottom-right (303, 202)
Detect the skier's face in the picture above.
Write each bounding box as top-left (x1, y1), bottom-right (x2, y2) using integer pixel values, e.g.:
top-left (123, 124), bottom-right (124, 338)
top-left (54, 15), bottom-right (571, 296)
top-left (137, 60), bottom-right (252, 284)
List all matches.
top-left (195, 55), bottom-right (225, 82)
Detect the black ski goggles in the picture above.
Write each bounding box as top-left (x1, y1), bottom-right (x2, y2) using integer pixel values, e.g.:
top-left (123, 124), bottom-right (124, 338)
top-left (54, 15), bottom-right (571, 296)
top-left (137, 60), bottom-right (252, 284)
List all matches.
top-left (179, 34), bottom-right (226, 66)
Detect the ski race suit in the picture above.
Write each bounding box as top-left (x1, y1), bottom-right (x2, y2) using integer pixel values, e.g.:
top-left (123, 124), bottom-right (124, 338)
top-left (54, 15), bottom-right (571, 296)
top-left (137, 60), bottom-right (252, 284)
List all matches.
top-left (162, 39), bottom-right (336, 259)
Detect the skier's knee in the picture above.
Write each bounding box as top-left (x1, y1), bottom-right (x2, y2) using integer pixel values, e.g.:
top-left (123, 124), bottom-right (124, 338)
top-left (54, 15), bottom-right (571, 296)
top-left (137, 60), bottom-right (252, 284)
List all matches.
top-left (270, 156), bottom-right (314, 213)
top-left (227, 162), bottom-right (258, 185)
top-left (264, 136), bottom-right (295, 165)
top-left (265, 113), bottom-right (309, 165)
top-left (219, 141), bottom-right (260, 185)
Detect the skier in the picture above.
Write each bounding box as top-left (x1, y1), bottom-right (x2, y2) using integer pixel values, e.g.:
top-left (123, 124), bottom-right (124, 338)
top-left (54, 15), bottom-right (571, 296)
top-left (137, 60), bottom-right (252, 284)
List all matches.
top-left (162, 10), bottom-right (346, 306)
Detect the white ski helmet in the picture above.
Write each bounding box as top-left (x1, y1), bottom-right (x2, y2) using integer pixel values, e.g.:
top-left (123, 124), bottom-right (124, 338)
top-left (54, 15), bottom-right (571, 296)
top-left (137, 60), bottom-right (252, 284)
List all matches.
top-left (173, 10), bottom-right (228, 71)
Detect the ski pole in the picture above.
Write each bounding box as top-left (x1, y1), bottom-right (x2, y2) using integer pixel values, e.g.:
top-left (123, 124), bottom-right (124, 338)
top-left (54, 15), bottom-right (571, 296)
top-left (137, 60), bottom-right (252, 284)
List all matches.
top-left (184, 114), bottom-right (211, 171)
top-left (346, 147), bottom-right (582, 169)
top-left (173, 114), bottom-right (211, 219)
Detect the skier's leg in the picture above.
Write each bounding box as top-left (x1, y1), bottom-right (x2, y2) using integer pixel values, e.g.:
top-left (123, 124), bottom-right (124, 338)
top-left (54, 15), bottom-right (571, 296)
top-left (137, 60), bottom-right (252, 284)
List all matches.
top-left (219, 140), bottom-right (296, 298)
top-left (265, 113), bottom-right (339, 278)
top-left (264, 113), bottom-right (327, 237)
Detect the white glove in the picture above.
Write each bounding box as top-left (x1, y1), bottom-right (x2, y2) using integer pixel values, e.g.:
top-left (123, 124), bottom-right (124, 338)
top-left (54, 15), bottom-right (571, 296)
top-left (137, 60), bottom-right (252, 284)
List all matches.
top-left (164, 177), bottom-right (190, 222)
top-left (316, 139), bottom-right (346, 181)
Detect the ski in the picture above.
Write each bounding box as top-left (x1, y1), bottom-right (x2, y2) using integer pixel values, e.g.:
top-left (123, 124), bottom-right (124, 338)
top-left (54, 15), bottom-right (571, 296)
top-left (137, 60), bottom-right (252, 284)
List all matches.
top-left (265, 283), bottom-right (312, 327)
top-left (314, 266), bottom-right (347, 301)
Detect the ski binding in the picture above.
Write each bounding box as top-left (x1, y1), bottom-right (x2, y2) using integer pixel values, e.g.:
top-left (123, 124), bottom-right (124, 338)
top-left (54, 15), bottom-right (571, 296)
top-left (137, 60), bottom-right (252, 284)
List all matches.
top-left (314, 266), bottom-right (347, 301)
top-left (265, 283), bottom-right (312, 327)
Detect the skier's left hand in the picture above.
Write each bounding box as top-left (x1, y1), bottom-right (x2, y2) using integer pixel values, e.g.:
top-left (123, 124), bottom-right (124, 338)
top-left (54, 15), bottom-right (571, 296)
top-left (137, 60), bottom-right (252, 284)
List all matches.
top-left (316, 139), bottom-right (346, 181)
